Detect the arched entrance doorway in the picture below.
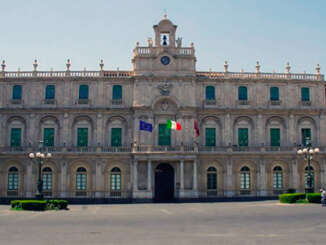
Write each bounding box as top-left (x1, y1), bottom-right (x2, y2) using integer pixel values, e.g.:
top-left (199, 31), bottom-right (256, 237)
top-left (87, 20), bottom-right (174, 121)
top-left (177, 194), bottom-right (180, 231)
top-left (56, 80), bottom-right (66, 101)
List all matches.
top-left (154, 163), bottom-right (174, 202)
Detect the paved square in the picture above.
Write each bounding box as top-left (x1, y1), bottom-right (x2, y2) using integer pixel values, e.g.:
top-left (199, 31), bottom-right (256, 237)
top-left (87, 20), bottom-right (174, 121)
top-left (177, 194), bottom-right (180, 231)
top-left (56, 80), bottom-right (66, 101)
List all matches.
top-left (0, 201), bottom-right (325, 245)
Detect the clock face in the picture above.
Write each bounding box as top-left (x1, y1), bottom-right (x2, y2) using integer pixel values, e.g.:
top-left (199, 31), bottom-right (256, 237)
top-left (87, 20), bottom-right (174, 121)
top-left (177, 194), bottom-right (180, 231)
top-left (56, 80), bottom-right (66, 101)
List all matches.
top-left (160, 56), bottom-right (170, 65)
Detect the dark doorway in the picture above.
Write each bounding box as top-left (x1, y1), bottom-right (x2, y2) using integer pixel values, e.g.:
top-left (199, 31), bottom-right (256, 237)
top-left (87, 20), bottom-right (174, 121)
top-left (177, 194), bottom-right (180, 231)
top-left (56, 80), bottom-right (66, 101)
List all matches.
top-left (154, 163), bottom-right (174, 202)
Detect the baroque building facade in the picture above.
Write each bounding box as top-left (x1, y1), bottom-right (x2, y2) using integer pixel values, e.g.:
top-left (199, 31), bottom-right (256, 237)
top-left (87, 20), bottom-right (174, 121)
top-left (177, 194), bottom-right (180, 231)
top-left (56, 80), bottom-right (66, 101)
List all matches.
top-left (0, 16), bottom-right (325, 201)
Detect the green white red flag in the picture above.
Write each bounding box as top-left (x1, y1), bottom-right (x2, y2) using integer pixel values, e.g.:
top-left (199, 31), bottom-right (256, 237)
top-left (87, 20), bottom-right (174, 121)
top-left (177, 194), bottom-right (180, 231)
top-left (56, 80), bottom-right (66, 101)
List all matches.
top-left (166, 120), bottom-right (182, 131)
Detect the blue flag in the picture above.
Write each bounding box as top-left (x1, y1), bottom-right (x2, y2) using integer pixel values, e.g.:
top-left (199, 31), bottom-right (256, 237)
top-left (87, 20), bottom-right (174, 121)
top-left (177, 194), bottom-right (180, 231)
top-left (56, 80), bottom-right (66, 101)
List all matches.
top-left (139, 120), bottom-right (153, 132)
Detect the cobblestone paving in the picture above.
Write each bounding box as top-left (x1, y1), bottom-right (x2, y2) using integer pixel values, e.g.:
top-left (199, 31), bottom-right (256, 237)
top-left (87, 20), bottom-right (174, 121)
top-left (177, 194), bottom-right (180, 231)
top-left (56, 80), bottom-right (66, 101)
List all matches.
top-left (0, 201), bottom-right (325, 245)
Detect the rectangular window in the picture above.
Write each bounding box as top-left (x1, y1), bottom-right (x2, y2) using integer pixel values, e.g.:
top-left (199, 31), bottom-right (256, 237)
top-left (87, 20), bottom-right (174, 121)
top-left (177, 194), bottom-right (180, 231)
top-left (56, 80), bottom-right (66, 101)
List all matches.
top-left (301, 128), bottom-right (311, 146)
top-left (238, 86), bottom-right (248, 101)
top-left (45, 85), bottom-right (55, 99)
top-left (273, 172), bottom-right (283, 189)
top-left (10, 128), bottom-right (21, 147)
top-left (12, 85), bottom-right (22, 100)
top-left (207, 173), bottom-right (217, 190)
top-left (112, 85), bottom-right (122, 100)
top-left (79, 85), bottom-right (89, 99)
top-left (301, 87), bottom-right (310, 101)
top-left (238, 128), bottom-right (248, 146)
top-left (206, 86), bottom-right (215, 100)
top-left (240, 173), bottom-right (250, 189)
top-left (270, 128), bottom-right (280, 147)
top-left (8, 173), bottom-right (18, 190)
top-left (43, 128), bottom-right (55, 147)
top-left (76, 174), bottom-right (87, 190)
top-left (270, 87), bottom-right (279, 101)
top-left (42, 173), bottom-right (53, 190)
top-left (205, 128), bottom-right (216, 146)
top-left (111, 174), bottom-right (121, 191)
top-left (158, 124), bottom-right (171, 146)
top-left (77, 128), bottom-right (88, 147)
top-left (111, 128), bottom-right (122, 147)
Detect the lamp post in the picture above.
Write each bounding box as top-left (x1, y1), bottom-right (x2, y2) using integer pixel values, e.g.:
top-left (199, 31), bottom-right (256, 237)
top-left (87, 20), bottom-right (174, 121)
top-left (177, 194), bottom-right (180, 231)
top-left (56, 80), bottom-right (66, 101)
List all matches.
top-left (28, 141), bottom-right (52, 199)
top-left (297, 138), bottom-right (319, 193)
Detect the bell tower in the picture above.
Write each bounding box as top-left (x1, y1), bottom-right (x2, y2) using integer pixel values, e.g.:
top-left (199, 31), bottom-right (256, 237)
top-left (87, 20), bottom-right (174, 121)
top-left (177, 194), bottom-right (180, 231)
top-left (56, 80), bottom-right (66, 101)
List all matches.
top-left (154, 14), bottom-right (177, 48)
top-left (132, 15), bottom-right (196, 76)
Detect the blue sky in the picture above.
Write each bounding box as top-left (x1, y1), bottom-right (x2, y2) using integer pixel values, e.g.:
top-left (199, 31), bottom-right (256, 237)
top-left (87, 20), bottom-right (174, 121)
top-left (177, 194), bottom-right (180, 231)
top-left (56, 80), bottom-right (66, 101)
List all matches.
top-left (1, 0), bottom-right (325, 74)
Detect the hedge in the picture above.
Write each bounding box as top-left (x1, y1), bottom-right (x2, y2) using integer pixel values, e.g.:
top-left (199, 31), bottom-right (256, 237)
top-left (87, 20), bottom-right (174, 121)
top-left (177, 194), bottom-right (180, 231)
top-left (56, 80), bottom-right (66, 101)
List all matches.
top-left (306, 193), bottom-right (322, 204)
top-left (279, 193), bottom-right (306, 203)
top-left (11, 200), bottom-right (68, 211)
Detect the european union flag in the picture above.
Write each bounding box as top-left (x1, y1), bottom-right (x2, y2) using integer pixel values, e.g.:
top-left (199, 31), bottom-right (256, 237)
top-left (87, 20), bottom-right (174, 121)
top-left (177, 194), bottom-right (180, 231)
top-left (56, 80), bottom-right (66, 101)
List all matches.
top-left (139, 120), bottom-right (153, 132)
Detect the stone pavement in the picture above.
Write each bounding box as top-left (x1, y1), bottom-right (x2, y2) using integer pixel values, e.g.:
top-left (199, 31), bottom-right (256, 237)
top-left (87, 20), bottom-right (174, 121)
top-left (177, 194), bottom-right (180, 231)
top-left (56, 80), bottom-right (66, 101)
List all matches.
top-left (0, 201), bottom-right (325, 245)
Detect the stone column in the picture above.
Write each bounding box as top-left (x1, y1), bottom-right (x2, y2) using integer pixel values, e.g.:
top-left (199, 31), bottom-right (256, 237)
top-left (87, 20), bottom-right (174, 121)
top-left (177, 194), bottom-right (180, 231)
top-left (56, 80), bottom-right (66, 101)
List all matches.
top-left (147, 160), bottom-right (152, 191)
top-left (289, 114), bottom-right (295, 145)
top-left (224, 113), bottom-right (231, 146)
top-left (180, 160), bottom-right (184, 191)
top-left (62, 113), bottom-right (70, 146)
top-left (291, 158), bottom-right (300, 191)
top-left (225, 157), bottom-right (234, 196)
top-left (193, 159), bottom-right (198, 192)
top-left (96, 113), bottom-right (103, 146)
top-left (257, 158), bottom-right (267, 196)
top-left (27, 113), bottom-right (36, 147)
top-left (257, 114), bottom-right (263, 146)
top-left (95, 161), bottom-right (104, 198)
top-left (25, 161), bottom-right (33, 197)
top-left (60, 161), bottom-right (68, 197)
top-left (133, 159), bottom-right (138, 192)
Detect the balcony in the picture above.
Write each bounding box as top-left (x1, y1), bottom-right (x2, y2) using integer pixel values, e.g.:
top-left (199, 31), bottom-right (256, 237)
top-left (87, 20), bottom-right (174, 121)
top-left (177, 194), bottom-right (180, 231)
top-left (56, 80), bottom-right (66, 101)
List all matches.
top-left (0, 145), bottom-right (310, 154)
top-left (269, 100), bottom-right (282, 106)
top-left (10, 99), bottom-right (22, 104)
top-left (300, 100), bottom-right (311, 106)
top-left (237, 100), bottom-right (249, 106)
top-left (203, 99), bottom-right (216, 107)
top-left (77, 99), bottom-right (90, 105)
top-left (43, 99), bottom-right (56, 105)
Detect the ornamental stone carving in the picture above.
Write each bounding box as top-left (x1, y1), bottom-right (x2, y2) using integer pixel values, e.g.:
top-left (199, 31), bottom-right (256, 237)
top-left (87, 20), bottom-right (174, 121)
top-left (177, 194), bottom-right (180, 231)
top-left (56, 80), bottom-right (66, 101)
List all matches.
top-left (157, 81), bottom-right (172, 95)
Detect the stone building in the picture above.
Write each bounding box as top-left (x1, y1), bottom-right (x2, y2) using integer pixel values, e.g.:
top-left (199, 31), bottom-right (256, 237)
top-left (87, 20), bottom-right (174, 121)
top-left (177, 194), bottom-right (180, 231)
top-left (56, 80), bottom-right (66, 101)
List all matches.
top-left (0, 16), bottom-right (325, 202)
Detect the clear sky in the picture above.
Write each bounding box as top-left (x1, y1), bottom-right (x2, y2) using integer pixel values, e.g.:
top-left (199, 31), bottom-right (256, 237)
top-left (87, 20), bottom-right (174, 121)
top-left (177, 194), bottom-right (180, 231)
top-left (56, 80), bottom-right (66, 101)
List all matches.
top-left (1, 0), bottom-right (325, 74)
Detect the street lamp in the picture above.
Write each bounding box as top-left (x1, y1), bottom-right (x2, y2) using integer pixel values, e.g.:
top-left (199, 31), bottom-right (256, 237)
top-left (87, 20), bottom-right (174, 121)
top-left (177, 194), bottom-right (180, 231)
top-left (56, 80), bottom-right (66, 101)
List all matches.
top-left (28, 141), bottom-right (52, 199)
top-left (297, 138), bottom-right (319, 193)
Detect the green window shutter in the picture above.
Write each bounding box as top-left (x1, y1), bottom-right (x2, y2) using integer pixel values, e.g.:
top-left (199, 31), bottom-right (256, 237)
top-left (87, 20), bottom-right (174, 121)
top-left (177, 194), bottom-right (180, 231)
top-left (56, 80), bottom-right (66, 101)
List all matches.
top-left (112, 85), bottom-right (122, 100)
top-left (270, 128), bottom-right (280, 147)
top-left (79, 85), bottom-right (89, 99)
top-left (270, 87), bottom-right (279, 101)
top-left (301, 87), bottom-right (310, 101)
top-left (238, 128), bottom-right (248, 146)
top-left (158, 124), bottom-right (171, 146)
top-left (238, 86), bottom-right (248, 100)
top-left (301, 128), bottom-right (311, 146)
top-left (10, 128), bottom-right (21, 147)
top-left (205, 86), bottom-right (215, 100)
top-left (77, 128), bottom-right (88, 147)
top-left (12, 85), bottom-right (22, 100)
top-left (111, 128), bottom-right (122, 147)
top-left (43, 128), bottom-right (55, 147)
top-left (205, 128), bottom-right (216, 146)
top-left (45, 85), bottom-right (55, 99)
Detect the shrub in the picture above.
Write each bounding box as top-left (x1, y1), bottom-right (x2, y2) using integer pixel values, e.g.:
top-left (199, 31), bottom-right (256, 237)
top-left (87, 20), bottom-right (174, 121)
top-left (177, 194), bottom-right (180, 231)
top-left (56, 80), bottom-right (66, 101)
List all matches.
top-left (10, 199), bottom-right (68, 211)
top-left (306, 193), bottom-right (321, 204)
top-left (279, 193), bottom-right (305, 203)
top-left (47, 200), bottom-right (68, 210)
top-left (287, 188), bottom-right (296, 193)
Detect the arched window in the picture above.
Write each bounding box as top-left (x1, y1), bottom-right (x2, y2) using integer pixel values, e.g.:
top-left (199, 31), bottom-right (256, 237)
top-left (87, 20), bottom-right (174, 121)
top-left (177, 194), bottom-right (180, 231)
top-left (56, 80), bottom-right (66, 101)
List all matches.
top-left (79, 85), bottom-right (89, 99)
top-left (273, 166), bottom-right (283, 189)
top-left (112, 85), bottom-right (122, 101)
top-left (76, 167), bottom-right (87, 195)
top-left (205, 86), bottom-right (215, 101)
top-left (45, 85), bottom-right (55, 100)
top-left (304, 166), bottom-right (314, 189)
top-left (207, 167), bottom-right (217, 191)
top-left (270, 87), bottom-right (279, 101)
top-left (238, 86), bottom-right (248, 101)
top-left (12, 85), bottom-right (22, 100)
top-left (240, 166), bottom-right (250, 190)
top-left (42, 167), bottom-right (53, 194)
top-left (8, 167), bottom-right (19, 192)
top-left (110, 167), bottom-right (121, 197)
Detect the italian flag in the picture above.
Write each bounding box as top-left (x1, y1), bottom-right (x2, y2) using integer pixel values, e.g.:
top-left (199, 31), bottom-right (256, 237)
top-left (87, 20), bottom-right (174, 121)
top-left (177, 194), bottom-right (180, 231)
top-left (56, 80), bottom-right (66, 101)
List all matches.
top-left (166, 120), bottom-right (182, 131)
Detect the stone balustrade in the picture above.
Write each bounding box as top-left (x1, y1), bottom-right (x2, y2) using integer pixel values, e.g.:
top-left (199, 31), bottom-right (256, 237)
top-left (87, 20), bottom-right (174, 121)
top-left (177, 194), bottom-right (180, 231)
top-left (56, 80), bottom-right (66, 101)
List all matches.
top-left (197, 71), bottom-right (324, 81)
top-left (0, 145), bottom-right (319, 154)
